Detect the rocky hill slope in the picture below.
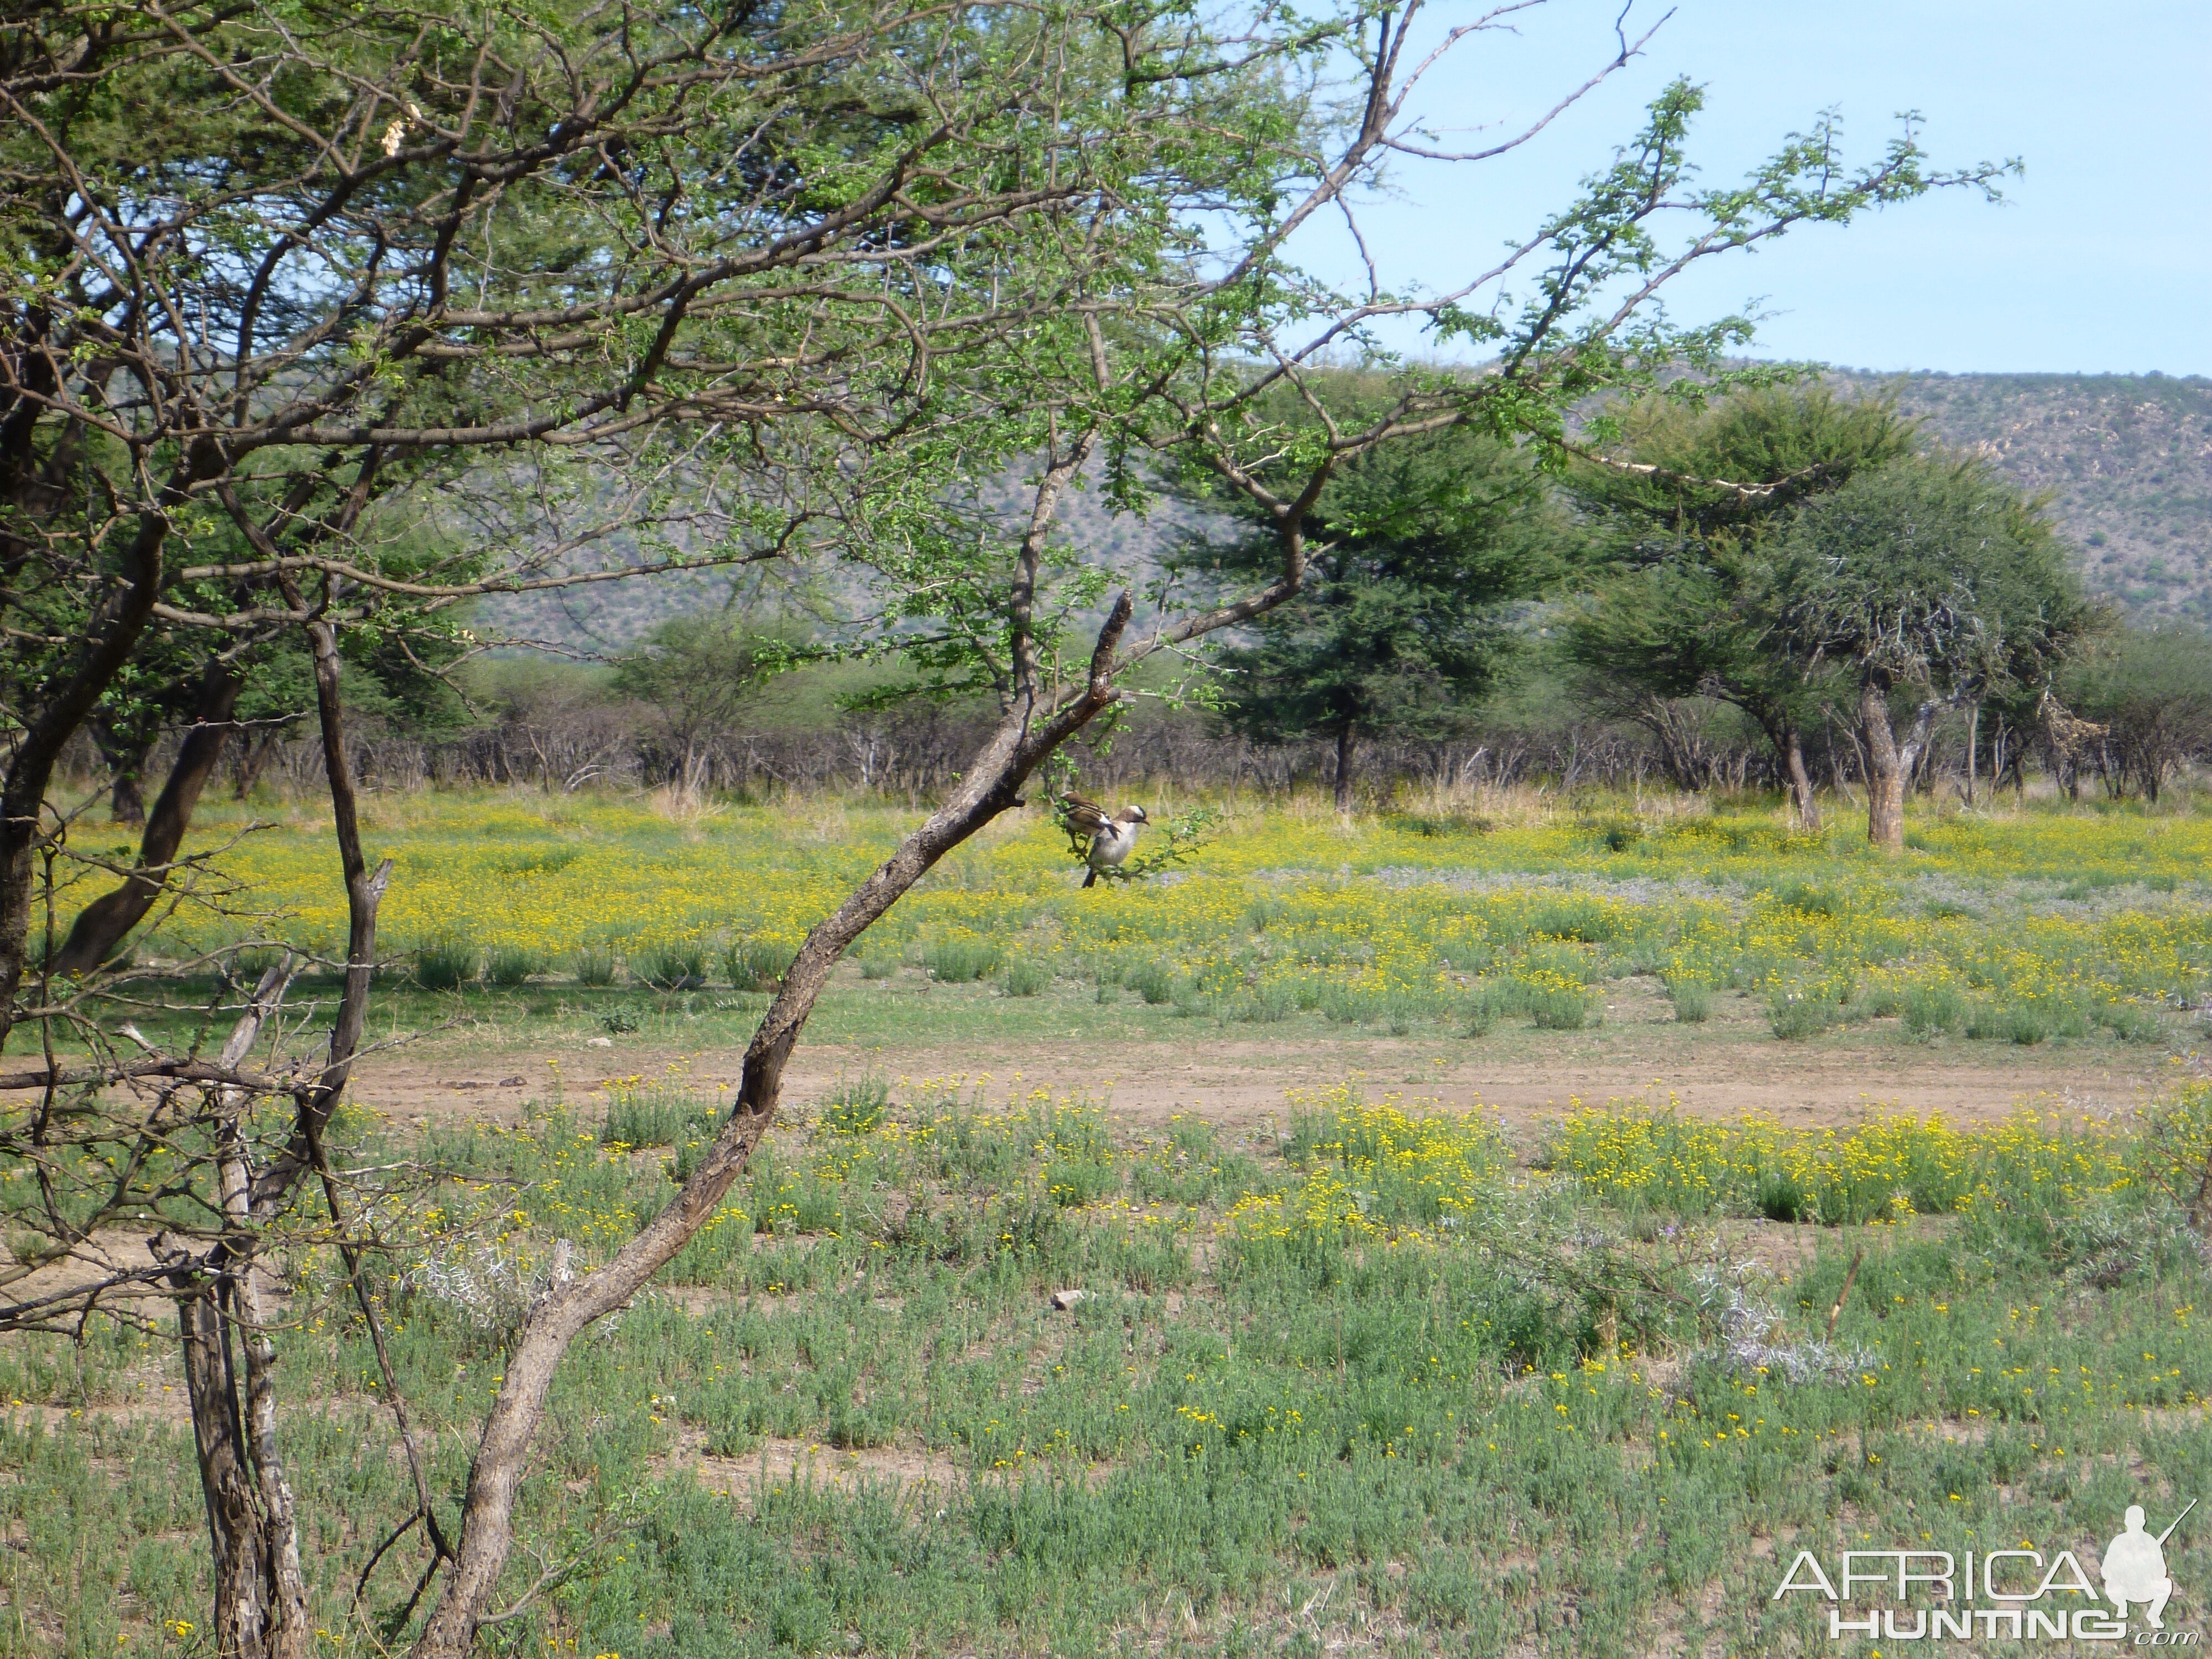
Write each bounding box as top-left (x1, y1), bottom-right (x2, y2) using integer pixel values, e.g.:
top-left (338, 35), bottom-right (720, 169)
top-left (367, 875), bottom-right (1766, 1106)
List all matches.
top-left (480, 371), bottom-right (2212, 648)
top-left (1834, 370), bottom-right (2212, 624)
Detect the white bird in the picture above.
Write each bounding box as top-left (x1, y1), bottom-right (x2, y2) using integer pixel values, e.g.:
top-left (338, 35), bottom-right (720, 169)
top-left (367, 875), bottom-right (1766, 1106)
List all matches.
top-left (1057, 792), bottom-right (1149, 888)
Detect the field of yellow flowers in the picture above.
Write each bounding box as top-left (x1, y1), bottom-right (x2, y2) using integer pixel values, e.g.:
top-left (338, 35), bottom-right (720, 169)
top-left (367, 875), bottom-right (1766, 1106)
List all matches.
top-left (110, 788), bottom-right (2212, 1045)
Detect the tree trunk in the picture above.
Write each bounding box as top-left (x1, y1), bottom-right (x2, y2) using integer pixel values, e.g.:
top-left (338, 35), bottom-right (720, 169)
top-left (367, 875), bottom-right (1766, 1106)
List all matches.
top-left (54, 659), bottom-right (242, 975)
top-left (160, 962), bottom-right (313, 1659)
top-left (1784, 726), bottom-right (1822, 831)
top-left (1858, 672), bottom-right (1940, 852)
top-left (1333, 724), bottom-right (1356, 815)
top-left (0, 489), bottom-right (182, 1050)
top-left (413, 596), bottom-right (1139, 1659)
top-left (109, 764), bottom-right (148, 827)
top-left (1964, 701), bottom-right (1979, 807)
top-left (233, 729), bottom-right (281, 800)
top-left (1859, 675), bottom-right (1907, 851)
top-left (171, 1276), bottom-right (288, 1658)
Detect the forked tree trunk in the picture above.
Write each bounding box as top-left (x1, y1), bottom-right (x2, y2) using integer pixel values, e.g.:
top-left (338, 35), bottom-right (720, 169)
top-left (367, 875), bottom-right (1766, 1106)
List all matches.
top-left (1858, 671), bottom-right (1940, 852)
top-left (55, 659), bottom-right (242, 974)
top-left (232, 729), bottom-right (281, 800)
top-left (146, 598), bottom-right (389, 1658)
top-left (171, 1277), bottom-right (290, 1656)
top-left (1860, 676), bottom-right (1907, 851)
top-left (161, 962), bottom-right (314, 1659)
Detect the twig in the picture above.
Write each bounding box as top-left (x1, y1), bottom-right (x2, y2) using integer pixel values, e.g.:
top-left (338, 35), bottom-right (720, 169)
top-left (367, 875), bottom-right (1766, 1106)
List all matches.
top-left (1827, 1248), bottom-right (1866, 1341)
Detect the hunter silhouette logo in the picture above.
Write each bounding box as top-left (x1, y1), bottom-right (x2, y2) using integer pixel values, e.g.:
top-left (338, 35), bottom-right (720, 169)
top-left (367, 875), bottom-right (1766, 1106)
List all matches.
top-left (1772, 1495), bottom-right (2199, 1643)
top-left (2105, 1500), bottom-right (2193, 1630)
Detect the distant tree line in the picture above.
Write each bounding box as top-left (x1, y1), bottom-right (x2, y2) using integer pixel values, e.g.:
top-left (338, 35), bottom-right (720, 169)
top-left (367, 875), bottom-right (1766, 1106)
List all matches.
top-left (79, 384), bottom-right (2209, 823)
top-left (64, 570), bottom-right (2212, 816)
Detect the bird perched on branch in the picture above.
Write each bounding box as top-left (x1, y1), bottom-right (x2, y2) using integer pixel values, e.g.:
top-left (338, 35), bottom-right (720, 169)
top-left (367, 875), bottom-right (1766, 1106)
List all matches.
top-left (1056, 792), bottom-right (1149, 888)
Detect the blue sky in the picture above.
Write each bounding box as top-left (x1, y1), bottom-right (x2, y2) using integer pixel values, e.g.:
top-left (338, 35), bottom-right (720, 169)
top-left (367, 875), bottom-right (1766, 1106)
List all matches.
top-left (1312, 1), bottom-right (2210, 375)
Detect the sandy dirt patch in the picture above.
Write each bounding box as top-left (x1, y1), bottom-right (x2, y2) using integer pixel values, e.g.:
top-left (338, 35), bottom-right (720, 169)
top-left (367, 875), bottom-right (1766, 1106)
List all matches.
top-left (349, 1029), bottom-right (2171, 1145)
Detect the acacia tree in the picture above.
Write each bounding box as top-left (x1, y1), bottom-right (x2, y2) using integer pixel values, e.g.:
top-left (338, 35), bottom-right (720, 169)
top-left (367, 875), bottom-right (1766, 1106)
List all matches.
top-left (611, 615), bottom-right (809, 795)
top-left (0, 2), bottom-right (1345, 1650)
top-left (1559, 385), bottom-right (1920, 826)
top-left (0, 1), bottom-right (2004, 1654)
top-left (416, 50), bottom-right (2007, 1659)
top-left (1774, 456), bottom-right (2099, 847)
top-left (1180, 402), bottom-right (1573, 812)
top-left (2064, 627), bottom-right (2212, 802)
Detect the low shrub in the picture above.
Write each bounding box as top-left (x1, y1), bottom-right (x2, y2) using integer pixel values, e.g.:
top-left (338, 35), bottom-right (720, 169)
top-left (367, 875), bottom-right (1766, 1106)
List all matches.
top-left (1001, 958), bottom-right (1051, 997)
top-left (2093, 999), bottom-right (2164, 1042)
top-left (726, 935), bottom-right (789, 990)
top-left (638, 943), bottom-right (711, 990)
top-left (1462, 980), bottom-right (1512, 1036)
top-left (1521, 982), bottom-right (1594, 1031)
top-left (572, 945), bottom-right (619, 987)
top-left (1230, 980), bottom-right (1298, 1023)
top-left (415, 938), bottom-right (477, 990)
top-left (924, 936), bottom-right (1002, 983)
top-left (1768, 989), bottom-right (1850, 1041)
top-left (604, 1083), bottom-right (714, 1147)
top-left (1966, 1002), bottom-right (2048, 1045)
top-left (1665, 977), bottom-right (1713, 1024)
top-left (484, 945), bottom-right (545, 988)
top-left (820, 1074), bottom-right (890, 1136)
top-left (1900, 984), bottom-right (1968, 1036)
top-left (1126, 961), bottom-right (1176, 1005)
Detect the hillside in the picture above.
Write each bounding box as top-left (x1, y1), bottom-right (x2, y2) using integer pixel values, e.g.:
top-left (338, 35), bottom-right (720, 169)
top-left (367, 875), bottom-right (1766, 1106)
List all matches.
top-left (1833, 370), bottom-right (2212, 623)
top-left (478, 371), bottom-right (2212, 648)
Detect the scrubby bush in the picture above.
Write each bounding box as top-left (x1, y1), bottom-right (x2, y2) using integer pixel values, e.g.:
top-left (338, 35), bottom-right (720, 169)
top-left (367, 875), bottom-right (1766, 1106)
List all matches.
top-left (1520, 980), bottom-right (1595, 1030)
top-left (923, 936), bottom-right (1002, 983)
top-left (820, 1074), bottom-right (890, 1136)
top-left (1001, 958), bottom-right (1051, 997)
top-left (572, 944), bottom-right (620, 986)
top-left (1900, 984), bottom-right (1967, 1035)
top-left (1462, 979), bottom-right (1512, 1036)
top-left (1665, 976), bottom-right (1713, 1024)
top-left (1768, 988), bottom-right (1851, 1040)
top-left (1966, 1002), bottom-right (2047, 1045)
top-left (726, 935), bottom-right (789, 990)
top-left (415, 938), bottom-right (478, 990)
top-left (486, 945), bottom-right (545, 987)
top-left (638, 943), bottom-right (711, 990)
top-left (1126, 962), bottom-right (1176, 1005)
top-left (603, 1082), bottom-right (714, 1147)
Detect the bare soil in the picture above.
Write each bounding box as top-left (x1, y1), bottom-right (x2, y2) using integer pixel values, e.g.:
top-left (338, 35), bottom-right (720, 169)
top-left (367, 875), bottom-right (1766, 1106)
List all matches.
top-left (349, 993), bottom-right (2172, 1149)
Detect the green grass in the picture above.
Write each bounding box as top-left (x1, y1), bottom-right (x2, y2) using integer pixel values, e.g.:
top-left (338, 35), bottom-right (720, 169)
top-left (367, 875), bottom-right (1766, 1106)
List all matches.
top-left (35, 787), bottom-right (2212, 1078)
top-left (922, 936), bottom-right (1003, 983)
top-left (17, 787), bottom-right (2212, 1653)
top-left (12, 1081), bottom-right (2212, 1658)
top-left (999, 958), bottom-right (1051, 998)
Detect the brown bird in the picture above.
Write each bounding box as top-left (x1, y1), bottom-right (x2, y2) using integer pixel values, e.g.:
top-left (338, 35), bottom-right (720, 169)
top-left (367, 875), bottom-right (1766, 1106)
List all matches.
top-left (1057, 792), bottom-right (1149, 888)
